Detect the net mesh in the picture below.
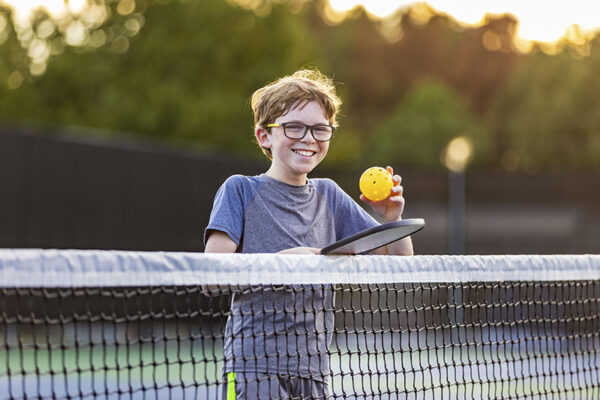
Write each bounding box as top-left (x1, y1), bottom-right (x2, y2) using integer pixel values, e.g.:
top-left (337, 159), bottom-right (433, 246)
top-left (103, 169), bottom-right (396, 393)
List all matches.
top-left (1, 251), bottom-right (599, 399)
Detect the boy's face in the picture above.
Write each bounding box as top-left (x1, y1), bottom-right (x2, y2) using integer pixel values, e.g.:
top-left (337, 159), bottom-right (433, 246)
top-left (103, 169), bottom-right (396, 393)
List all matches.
top-left (256, 101), bottom-right (330, 185)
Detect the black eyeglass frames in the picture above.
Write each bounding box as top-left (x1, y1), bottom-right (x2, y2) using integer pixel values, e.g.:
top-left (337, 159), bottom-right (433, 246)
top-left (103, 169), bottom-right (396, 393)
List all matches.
top-left (266, 122), bottom-right (335, 142)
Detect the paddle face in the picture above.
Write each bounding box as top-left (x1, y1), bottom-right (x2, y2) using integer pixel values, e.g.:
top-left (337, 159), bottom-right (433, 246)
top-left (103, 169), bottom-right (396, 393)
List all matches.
top-left (321, 218), bottom-right (425, 255)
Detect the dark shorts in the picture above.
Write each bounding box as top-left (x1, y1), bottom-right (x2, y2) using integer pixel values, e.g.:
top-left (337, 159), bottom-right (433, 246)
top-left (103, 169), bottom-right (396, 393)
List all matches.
top-left (222, 372), bottom-right (329, 400)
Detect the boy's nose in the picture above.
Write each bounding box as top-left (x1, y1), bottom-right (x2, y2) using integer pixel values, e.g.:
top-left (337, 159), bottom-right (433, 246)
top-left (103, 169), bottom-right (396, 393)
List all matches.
top-left (300, 129), bottom-right (317, 143)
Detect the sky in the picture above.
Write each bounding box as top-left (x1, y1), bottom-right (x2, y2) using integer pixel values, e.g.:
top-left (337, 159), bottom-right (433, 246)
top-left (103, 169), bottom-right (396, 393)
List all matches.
top-left (329, 0), bottom-right (600, 45)
top-left (3, 0), bottom-right (600, 46)
top-left (3, 0), bottom-right (87, 21)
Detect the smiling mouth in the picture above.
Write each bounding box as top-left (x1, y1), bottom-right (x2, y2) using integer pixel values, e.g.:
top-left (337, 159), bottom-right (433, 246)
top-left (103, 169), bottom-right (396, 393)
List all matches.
top-left (292, 149), bottom-right (316, 157)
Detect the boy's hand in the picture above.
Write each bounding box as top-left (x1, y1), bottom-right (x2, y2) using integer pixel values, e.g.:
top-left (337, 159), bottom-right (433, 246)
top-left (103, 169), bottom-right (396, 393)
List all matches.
top-left (278, 247), bottom-right (321, 255)
top-left (360, 166), bottom-right (405, 223)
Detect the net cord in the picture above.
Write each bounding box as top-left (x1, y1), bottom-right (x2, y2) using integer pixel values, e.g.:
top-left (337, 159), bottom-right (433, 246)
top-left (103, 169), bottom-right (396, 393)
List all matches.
top-left (0, 249), bottom-right (598, 287)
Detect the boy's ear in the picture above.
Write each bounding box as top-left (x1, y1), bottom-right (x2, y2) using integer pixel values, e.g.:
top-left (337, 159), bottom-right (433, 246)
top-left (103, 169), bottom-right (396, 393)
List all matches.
top-left (255, 126), bottom-right (272, 149)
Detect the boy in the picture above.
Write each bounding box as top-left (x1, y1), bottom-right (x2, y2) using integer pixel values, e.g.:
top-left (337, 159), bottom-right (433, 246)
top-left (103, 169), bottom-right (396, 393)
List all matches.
top-left (204, 69), bottom-right (413, 399)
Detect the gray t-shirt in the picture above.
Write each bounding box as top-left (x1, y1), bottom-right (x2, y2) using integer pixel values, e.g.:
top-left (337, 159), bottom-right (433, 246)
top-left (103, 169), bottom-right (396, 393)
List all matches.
top-left (205, 174), bottom-right (378, 381)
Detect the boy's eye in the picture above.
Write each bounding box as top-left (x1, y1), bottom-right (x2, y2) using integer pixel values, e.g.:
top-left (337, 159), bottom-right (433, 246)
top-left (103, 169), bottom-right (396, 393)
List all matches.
top-left (285, 123), bottom-right (305, 133)
top-left (313, 126), bottom-right (332, 134)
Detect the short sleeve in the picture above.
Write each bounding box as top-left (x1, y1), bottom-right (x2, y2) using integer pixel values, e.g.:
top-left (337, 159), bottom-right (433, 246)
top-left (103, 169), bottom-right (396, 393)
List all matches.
top-left (204, 175), bottom-right (248, 247)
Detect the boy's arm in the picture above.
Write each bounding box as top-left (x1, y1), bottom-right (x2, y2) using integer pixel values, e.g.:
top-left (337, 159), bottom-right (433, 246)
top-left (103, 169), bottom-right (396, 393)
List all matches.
top-left (202, 232), bottom-right (320, 296)
top-left (205, 231), bottom-right (319, 254)
top-left (203, 231), bottom-right (237, 296)
top-left (371, 236), bottom-right (414, 256)
top-left (205, 231), bottom-right (237, 253)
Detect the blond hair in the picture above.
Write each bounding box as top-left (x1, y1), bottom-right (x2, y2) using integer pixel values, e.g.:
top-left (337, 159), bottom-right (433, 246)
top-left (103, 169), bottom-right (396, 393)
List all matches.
top-left (251, 69), bottom-right (342, 160)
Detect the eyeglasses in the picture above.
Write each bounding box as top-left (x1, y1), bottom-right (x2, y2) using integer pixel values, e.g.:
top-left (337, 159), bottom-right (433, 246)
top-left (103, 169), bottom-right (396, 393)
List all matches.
top-left (266, 122), bottom-right (335, 142)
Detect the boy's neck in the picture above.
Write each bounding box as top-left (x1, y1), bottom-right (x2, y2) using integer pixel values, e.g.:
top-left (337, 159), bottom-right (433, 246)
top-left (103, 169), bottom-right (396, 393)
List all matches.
top-left (265, 167), bottom-right (308, 186)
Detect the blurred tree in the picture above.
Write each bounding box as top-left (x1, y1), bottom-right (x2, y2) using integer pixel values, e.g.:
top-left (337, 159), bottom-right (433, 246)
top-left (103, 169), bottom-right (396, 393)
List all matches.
top-left (489, 36), bottom-right (600, 171)
top-left (0, 6), bottom-right (32, 96)
top-left (311, 6), bottom-right (520, 123)
top-left (0, 0), bottom-right (318, 159)
top-left (367, 80), bottom-right (493, 169)
top-left (1, 0), bottom-right (598, 170)
top-left (304, 3), bottom-right (519, 167)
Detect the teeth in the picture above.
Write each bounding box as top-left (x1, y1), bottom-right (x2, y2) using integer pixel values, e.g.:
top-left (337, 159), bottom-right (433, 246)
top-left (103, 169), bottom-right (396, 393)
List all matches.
top-left (294, 150), bottom-right (315, 157)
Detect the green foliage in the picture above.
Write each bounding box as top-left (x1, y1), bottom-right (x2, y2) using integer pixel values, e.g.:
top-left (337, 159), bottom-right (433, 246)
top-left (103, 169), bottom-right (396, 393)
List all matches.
top-left (0, 7), bottom-right (30, 91)
top-left (1, 0), bottom-right (599, 171)
top-left (368, 80), bottom-right (493, 169)
top-left (489, 37), bottom-right (600, 171)
top-left (0, 0), bottom-right (319, 159)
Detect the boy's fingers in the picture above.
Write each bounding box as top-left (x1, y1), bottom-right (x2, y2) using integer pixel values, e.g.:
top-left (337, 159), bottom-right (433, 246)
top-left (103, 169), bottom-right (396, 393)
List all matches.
top-left (392, 185), bottom-right (404, 195)
top-left (389, 195), bottom-right (405, 203)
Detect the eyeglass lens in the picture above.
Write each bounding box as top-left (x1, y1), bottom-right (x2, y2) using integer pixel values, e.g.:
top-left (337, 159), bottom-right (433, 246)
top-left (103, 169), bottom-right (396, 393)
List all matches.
top-left (283, 123), bottom-right (333, 141)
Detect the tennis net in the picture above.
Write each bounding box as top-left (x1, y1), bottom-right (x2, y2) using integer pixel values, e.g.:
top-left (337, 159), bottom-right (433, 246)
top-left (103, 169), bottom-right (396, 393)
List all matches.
top-left (1, 250), bottom-right (599, 399)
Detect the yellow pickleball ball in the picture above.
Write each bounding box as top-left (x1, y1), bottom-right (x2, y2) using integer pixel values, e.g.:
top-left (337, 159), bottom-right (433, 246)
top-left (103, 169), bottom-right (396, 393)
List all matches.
top-left (359, 167), bottom-right (393, 202)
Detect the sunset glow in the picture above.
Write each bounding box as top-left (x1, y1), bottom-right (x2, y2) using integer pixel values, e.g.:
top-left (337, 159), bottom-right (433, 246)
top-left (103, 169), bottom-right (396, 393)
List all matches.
top-left (3, 0), bottom-right (84, 23)
top-left (2, 0), bottom-right (599, 53)
top-left (328, 0), bottom-right (600, 47)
